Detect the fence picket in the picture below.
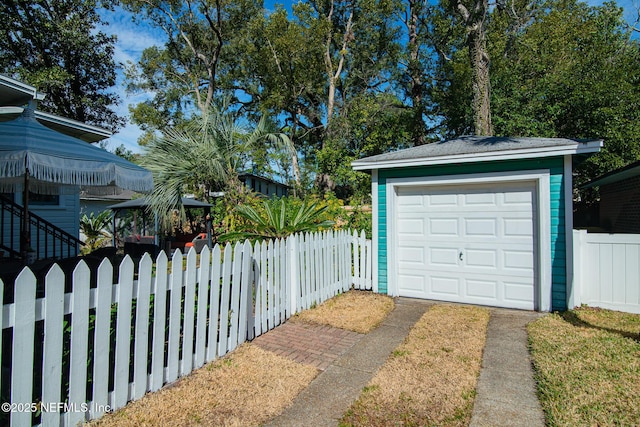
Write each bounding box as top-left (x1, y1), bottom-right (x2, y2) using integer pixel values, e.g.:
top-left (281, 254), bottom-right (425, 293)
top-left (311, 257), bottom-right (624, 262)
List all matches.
top-left (252, 241), bottom-right (263, 337)
top-left (167, 250), bottom-right (184, 383)
top-left (207, 244), bottom-right (221, 361)
top-left (218, 244), bottom-right (232, 356)
top-left (150, 251), bottom-right (168, 392)
top-left (133, 254), bottom-right (152, 400)
top-left (91, 259), bottom-right (113, 416)
top-left (41, 265), bottom-right (64, 427)
top-left (228, 242), bottom-right (243, 351)
top-left (2, 229), bottom-right (372, 427)
top-left (113, 257), bottom-right (134, 411)
top-left (11, 268), bottom-right (36, 427)
top-left (267, 240), bottom-right (274, 329)
top-left (239, 240), bottom-right (253, 344)
top-left (181, 249), bottom-right (197, 375)
top-left (352, 230), bottom-right (360, 288)
top-left (259, 241), bottom-right (268, 336)
top-left (195, 246), bottom-right (211, 368)
top-left (68, 261), bottom-right (91, 425)
top-left (303, 234), bottom-right (311, 310)
top-left (279, 238), bottom-right (287, 323)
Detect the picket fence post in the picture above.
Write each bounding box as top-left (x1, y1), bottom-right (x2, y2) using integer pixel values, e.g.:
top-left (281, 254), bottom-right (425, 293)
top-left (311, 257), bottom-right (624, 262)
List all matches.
top-left (41, 265), bottom-right (64, 427)
top-left (68, 261), bottom-right (90, 426)
top-left (92, 259), bottom-right (114, 415)
top-left (195, 245), bottom-right (211, 369)
top-left (11, 268), bottom-right (36, 427)
top-left (151, 250), bottom-right (168, 391)
top-left (133, 254), bottom-right (152, 400)
top-left (288, 234), bottom-right (299, 315)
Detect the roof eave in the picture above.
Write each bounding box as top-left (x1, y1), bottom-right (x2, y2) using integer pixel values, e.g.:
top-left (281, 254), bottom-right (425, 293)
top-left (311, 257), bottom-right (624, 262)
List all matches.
top-left (0, 106), bottom-right (112, 142)
top-left (352, 140), bottom-right (603, 171)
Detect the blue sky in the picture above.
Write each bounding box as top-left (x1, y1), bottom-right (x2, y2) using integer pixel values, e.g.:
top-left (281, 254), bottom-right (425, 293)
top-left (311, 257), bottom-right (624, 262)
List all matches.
top-left (100, 0), bottom-right (638, 155)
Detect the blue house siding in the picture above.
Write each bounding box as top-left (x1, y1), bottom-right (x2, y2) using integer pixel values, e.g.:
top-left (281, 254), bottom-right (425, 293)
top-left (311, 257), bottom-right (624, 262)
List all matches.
top-left (15, 192), bottom-right (81, 257)
top-left (377, 157), bottom-right (568, 311)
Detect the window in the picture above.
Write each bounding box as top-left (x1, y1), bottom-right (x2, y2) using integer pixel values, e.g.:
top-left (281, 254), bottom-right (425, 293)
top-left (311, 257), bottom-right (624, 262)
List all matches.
top-left (29, 192), bottom-right (60, 206)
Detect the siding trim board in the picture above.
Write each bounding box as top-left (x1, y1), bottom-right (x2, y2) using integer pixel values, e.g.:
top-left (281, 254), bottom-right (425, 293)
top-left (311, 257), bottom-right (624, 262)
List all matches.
top-left (377, 157), bottom-right (567, 311)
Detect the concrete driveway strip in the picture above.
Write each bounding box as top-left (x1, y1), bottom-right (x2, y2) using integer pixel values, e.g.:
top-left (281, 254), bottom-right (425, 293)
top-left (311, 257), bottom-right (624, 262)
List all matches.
top-left (263, 298), bottom-right (433, 427)
top-left (469, 308), bottom-right (546, 427)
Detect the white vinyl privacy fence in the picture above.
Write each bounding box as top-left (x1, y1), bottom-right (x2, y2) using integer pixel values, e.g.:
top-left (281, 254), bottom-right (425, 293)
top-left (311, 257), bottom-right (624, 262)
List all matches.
top-left (571, 230), bottom-right (640, 314)
top-left (0, 229), bottom-right (371, 427)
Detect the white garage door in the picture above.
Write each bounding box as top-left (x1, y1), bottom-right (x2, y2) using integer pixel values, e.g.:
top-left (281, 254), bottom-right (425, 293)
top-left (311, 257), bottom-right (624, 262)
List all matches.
top-left (395, 182), bottom-right (536, 310)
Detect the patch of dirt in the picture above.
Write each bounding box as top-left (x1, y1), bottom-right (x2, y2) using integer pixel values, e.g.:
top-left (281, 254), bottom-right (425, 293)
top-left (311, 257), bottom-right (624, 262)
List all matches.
top-left (293, 290), bottom-right (395, 333)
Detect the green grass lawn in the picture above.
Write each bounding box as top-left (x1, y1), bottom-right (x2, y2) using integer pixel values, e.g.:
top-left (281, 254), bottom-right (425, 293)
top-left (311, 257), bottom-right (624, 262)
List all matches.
top-left (528, 306), bottom-right (640, 426)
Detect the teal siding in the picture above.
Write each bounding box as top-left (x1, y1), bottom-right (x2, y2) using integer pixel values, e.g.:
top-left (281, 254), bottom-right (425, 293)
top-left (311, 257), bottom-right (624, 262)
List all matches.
top-left (377, 157), bottom-right (567, 311)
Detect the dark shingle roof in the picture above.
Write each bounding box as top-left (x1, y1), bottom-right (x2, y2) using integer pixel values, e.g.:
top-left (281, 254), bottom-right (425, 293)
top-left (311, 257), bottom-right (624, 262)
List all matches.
top-left (352, 136), bottom-right (602, 170)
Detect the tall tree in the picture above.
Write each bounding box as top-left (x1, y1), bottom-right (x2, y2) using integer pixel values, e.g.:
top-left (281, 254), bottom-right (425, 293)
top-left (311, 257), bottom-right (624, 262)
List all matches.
top-left (489, 0), bottom-right (640, 190)
top-left (450, 0), bottom-right (493, 135)
top-left (230, 5), bottom-right (326, 189)
top-left (141, 98), bottom-right (292, 225)
top-left (121, 0), bottom-right (262, 142)
top-left (0, 0), bottom-right (124, 132)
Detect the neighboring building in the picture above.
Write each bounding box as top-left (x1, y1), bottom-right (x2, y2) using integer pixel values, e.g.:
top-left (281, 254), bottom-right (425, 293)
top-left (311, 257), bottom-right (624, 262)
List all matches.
top-left (352, 136), bottom-right (602, 312)
top-left (239, 172), bottom-right (289, 197)
top-left (0, 75), bottom-right (113, 257)
top-left (80, 189), bottom-right (138, 218)
top-left (582, 160), bottom-right (640, 233)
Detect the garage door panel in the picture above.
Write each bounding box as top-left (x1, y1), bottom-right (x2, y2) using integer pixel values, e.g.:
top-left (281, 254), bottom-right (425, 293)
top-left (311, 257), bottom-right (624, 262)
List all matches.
top-left (464, 218), bottom-right (497, 237)
top-left (504, 191), bottom-right (533, 205)
top-left (504, 281), bottom-right (535, 305)
top-left (397, 193), bottom-right (424, 207)
top-left (504, 250), bottom-right (534, 271)
top-left (465, 249), bottom-right (497, 269)
top-left (431, 276), bottom-right (460, 295)
top-left (429, 218), bottom-right (459, 236)
top-left (503, 218), bottom-right (533, 237)
top-left (429, 247), bottom-right (459, 267)
top-left (427, 193), bottom-right (458, 206)
top-left (396, 182), bottom-right (536, 310)
top-left (397, 218), bottom-right (425, 235)
top-left (463, 192), bottom-right (496, 206)
top-left (397, 246), bottom-right (425, 265)
top-left (398, 274), bottom-right (425, 292)
top-left (466, 279), bottom-right (498, 299)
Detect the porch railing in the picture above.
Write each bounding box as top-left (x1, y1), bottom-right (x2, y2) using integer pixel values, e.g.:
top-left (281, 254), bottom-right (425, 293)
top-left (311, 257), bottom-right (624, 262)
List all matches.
top-left (0, 195), bottom-right (83, 261)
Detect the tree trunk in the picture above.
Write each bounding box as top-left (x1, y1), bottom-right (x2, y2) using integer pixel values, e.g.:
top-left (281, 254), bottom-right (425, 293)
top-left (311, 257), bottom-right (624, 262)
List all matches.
top-left (469, 22), bottom-right (493, 136)
top-left (455, 0), bottom-right (493, 136)
top-left (409, 0), bottom-right (427, 145)
top-left (324, 4), bottom-right (353, 126)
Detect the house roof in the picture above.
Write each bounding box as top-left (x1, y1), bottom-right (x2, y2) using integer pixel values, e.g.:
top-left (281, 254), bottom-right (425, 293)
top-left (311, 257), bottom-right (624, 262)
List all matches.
top-left (238, 172), bottom-right (290, 188)
top-left (581, 159), bottom-right (640, 189)
top-left (0, 74), bottom-right (45, 105)
top-left (352, 136), bottom-right (603, 170)
top-left (108, 197), bottom-right (213, 211)
top-left (0, 75), bottom-right (111, 142)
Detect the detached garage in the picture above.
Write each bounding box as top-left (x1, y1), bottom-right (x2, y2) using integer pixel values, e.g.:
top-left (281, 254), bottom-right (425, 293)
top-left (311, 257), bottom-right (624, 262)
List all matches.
top-left (352, 136), bottom-right (602, 312)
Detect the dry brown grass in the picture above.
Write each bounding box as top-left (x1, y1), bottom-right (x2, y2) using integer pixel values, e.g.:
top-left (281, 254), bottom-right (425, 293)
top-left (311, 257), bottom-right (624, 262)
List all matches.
top-left (87, 345), bottom-right (317, 427)
top-left (340, 304), bottom-right (490, 427)
top-left (293, 290), bottom-right (395, 333)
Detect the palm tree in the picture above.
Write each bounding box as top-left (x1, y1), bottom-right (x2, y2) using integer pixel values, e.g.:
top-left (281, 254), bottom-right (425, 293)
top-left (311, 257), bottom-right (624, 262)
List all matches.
top-left (140, 98), bottom-right (293, 228)
top-left (220, 197), bottom-right (335, 241)
top-left (79, 210), bottom-right (112, 254)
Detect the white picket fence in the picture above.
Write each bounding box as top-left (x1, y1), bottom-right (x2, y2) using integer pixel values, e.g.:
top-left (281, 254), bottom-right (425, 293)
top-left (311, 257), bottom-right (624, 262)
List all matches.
top-left (572, 230), bottom-right (640, 314)
top-left (0, 229), bottom-right (371, 427)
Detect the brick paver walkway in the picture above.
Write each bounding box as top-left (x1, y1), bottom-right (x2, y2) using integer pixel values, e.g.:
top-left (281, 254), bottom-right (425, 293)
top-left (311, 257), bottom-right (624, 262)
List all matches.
top-left (251, 321), bottom-right (363, 370)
